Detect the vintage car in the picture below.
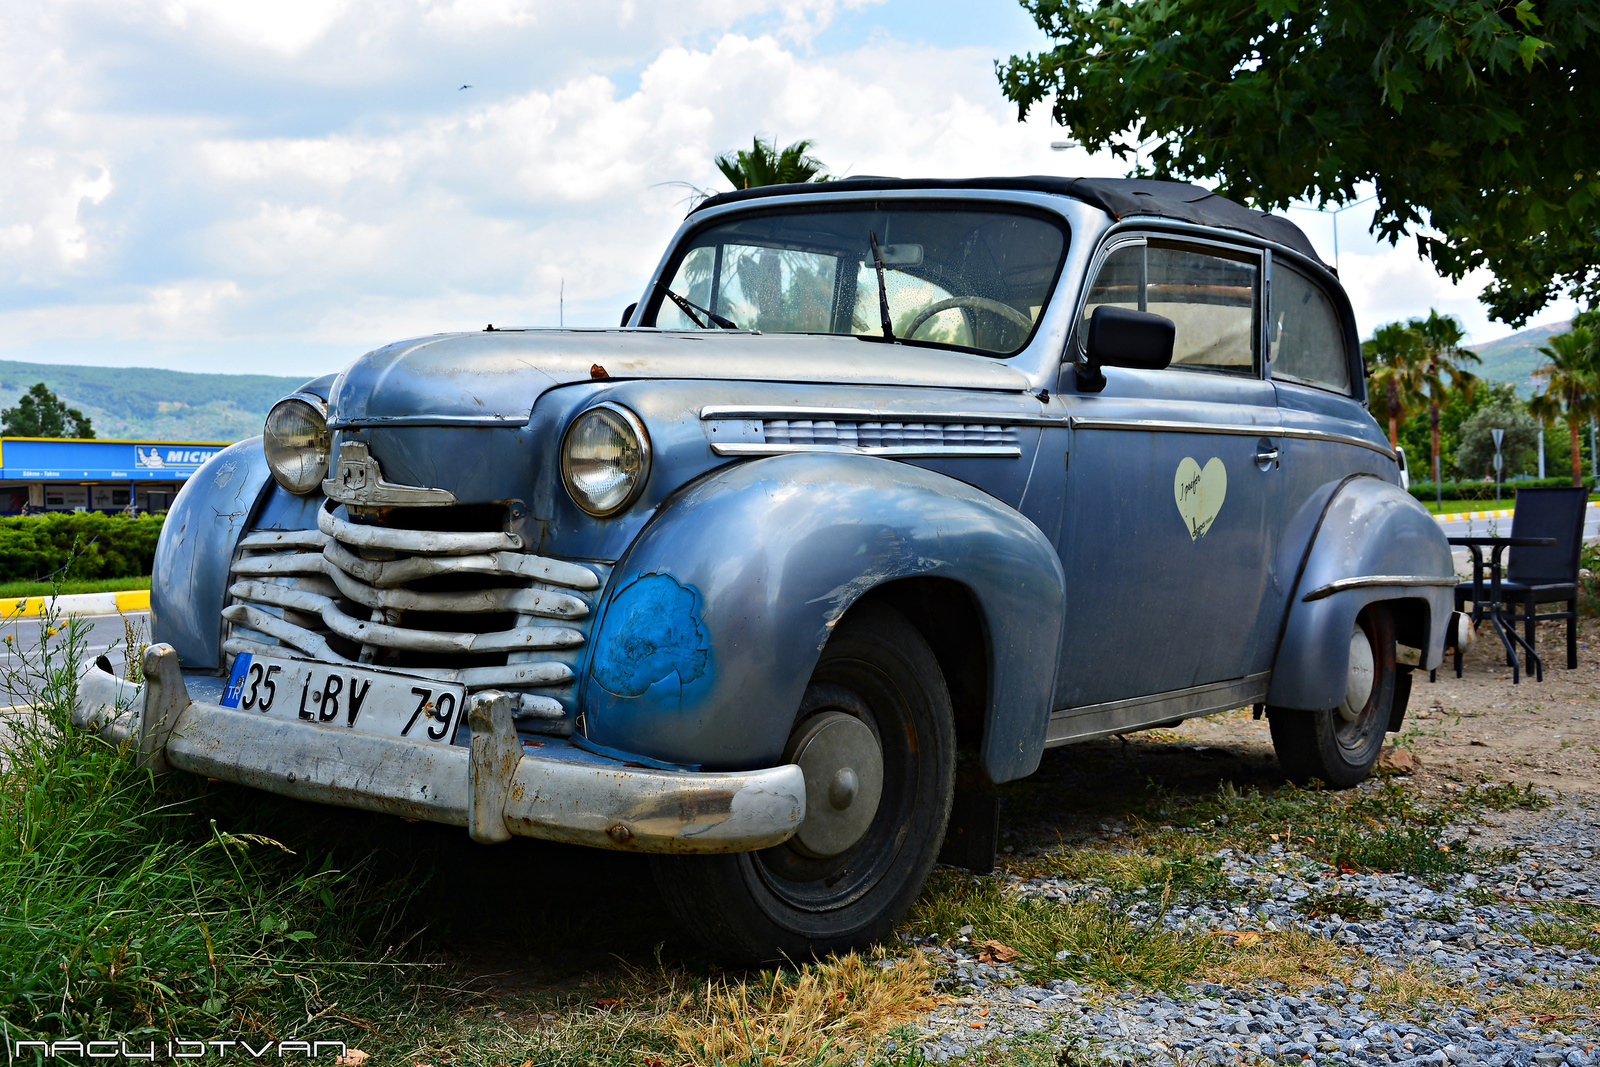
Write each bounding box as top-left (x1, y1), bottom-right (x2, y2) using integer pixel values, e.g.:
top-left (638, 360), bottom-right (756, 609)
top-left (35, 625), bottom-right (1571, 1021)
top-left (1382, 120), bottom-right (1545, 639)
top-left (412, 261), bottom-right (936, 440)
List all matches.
top-left (75, 176), bottom-right (1465, 961)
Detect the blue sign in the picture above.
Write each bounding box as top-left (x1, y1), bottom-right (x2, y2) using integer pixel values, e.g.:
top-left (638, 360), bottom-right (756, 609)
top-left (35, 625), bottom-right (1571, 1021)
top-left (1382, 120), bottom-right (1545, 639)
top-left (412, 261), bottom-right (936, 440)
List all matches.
top-left (221, 653), bottom-right (252, 708)
top-left (0, 438), bottom-right (229, 481)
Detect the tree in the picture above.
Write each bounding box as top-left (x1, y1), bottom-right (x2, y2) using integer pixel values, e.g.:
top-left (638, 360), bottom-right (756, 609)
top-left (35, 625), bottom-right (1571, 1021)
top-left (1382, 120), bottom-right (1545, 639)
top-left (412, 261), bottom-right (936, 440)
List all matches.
top-left (1454, 385), bottom-right (1540, 479)
top-left (1363, 322), bottom-right (1425, 448)
top-left (1412, 310), bottom-right (1480, 490)
top-left (997, 0), bottom-right (1600, 326)
top-left (715, 137), bottom-right (829, 189)
top-left (1528, 325), bottom-right (1599, 486)
top-left (1, 382), bottom-right (95, 438)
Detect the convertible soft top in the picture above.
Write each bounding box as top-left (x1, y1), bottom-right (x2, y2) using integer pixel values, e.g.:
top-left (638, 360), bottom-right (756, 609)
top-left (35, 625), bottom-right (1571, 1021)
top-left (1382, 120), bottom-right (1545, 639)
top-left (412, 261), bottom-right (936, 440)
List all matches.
top-left (691, 176), bottom-right (1323, 265)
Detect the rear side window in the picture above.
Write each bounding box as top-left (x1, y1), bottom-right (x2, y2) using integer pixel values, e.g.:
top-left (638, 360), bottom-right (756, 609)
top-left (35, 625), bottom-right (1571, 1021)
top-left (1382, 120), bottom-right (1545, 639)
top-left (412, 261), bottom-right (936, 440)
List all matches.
top-left (1269, 264), bottom-right (1351, 393)
top-left (1080, 240), bottom-right (1258, 373)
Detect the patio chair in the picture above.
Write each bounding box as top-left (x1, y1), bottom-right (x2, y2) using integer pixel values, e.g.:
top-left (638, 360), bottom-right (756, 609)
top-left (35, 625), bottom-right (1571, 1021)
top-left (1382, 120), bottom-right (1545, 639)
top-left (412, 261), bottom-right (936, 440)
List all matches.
top-left (1454, 486), bottom-right (1589, 675)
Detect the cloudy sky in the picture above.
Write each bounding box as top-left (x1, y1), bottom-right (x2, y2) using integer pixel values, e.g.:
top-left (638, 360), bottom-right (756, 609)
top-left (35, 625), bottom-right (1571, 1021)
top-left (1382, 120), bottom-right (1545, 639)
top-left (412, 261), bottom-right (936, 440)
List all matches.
top-left (0, 0), bottom-right (1578, 379)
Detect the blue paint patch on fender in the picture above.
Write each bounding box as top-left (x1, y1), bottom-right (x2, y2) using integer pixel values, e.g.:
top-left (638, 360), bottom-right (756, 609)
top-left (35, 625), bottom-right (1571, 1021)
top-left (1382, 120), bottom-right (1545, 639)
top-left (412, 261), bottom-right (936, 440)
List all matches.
top-left (590, 573), bottom-right (710, 698)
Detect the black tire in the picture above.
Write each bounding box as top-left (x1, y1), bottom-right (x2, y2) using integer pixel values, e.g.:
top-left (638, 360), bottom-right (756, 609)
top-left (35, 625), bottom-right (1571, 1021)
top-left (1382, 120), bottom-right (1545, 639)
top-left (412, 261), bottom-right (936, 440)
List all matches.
top-left (650, 601), bottom-right (955, 963)
top-left (1268, 603), bottom-right (1396, 788)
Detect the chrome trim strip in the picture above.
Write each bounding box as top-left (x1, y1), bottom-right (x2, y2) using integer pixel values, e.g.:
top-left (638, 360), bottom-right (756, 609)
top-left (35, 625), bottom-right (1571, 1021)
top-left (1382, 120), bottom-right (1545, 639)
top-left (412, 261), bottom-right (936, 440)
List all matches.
top-left (1301, 575), bottom-right (1458, 602)
top-left (328, 414), bottom-right (528, 428)
top-left (700, 405), bottom-right (1063, 427)
top-left (1069, 417), bottom-right (1395, 459)
top-left (1045, 672), bottom-right (1271, 746)
top-left (710, 442), bottom-right (1023, 458)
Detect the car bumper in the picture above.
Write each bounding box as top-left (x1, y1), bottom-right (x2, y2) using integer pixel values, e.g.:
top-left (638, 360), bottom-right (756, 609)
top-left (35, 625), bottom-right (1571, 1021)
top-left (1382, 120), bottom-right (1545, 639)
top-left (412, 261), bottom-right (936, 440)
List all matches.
top-left (73, 645), bottom-right (806, 854)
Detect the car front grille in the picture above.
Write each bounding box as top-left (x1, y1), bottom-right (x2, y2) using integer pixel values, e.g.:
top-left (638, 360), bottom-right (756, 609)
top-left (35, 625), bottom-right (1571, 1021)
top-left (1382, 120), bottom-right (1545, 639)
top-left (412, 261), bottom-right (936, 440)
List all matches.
top-left (223, 503), bottom-right (603, 733)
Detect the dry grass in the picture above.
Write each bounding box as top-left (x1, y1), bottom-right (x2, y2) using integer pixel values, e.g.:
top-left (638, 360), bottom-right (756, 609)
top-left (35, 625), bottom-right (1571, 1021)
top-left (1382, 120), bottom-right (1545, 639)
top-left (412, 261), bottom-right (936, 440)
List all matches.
top-left (654, 951), bottom-right (938, 1067)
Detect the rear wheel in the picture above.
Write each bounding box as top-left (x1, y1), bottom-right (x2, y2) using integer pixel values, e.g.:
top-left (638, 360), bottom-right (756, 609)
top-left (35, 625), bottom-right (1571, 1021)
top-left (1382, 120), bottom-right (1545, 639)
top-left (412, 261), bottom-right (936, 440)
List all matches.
top-left (1268, 603), bottom-right (1395, 788)
top-left (650, 602), bottom-right (955, 963)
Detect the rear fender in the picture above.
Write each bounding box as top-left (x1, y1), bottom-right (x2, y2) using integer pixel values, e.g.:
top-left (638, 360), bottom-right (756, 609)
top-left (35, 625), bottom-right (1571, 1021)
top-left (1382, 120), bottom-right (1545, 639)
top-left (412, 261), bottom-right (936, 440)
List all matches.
top-left (577, 453), bottom-right (1065, 782)
top-left (1267, 475), bottom-right (1454, 710)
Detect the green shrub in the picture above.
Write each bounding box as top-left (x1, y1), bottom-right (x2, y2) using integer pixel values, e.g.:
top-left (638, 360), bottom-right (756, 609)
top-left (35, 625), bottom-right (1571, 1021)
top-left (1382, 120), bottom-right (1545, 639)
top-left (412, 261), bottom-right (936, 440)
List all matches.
top-left (1407, 476), bottom-right (1595, 503)
top-left (0, 513), bottom-right (164, 583)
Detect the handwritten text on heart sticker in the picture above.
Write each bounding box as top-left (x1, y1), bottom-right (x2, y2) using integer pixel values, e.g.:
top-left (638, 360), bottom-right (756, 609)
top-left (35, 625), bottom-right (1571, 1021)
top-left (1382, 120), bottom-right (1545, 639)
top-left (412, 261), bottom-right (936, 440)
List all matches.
top-left (1173, 457), bottom-right (1227, 541)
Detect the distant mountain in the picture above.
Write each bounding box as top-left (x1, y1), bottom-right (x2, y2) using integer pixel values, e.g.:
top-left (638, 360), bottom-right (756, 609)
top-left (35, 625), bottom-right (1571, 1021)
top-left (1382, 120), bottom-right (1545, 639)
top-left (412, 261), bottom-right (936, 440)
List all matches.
top-left (0, 360), bottom-right (315, 442)
top-left (1468, 319), bottom-right (1572, 396)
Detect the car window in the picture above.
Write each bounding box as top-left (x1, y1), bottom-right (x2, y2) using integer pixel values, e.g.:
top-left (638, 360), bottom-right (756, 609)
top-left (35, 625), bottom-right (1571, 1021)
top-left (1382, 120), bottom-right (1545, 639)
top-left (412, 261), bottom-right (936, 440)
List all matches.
top-left (1269, 263), bottom-right (1351, 393)
top-left (648, 206), bottom-right (1066, 356)
top-left (1079, 241), bottom-right (1258, 373)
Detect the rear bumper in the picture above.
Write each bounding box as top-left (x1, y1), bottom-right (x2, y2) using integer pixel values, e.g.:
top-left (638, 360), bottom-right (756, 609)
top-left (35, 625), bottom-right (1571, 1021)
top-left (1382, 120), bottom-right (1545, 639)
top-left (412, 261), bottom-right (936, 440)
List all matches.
top-left (73, 645), bottom-right (806, 854)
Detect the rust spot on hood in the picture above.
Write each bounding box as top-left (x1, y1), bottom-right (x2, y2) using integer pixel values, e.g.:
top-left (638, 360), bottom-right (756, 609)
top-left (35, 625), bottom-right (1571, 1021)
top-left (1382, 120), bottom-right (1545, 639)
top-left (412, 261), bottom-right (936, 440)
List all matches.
top-left (590, 363), bottom-right (609, 380)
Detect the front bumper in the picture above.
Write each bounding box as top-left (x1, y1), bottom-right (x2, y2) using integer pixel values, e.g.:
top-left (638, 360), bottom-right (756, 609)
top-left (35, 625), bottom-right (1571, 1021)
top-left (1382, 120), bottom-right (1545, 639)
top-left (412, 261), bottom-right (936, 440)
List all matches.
top-left (74, 644), bottom-right (806, 854)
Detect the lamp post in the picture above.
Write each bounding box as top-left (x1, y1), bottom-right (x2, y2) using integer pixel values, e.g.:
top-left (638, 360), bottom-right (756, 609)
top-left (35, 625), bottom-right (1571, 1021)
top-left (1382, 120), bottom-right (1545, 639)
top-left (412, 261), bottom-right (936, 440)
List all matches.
top-left (1492, 427), bottom-right (1505, 507)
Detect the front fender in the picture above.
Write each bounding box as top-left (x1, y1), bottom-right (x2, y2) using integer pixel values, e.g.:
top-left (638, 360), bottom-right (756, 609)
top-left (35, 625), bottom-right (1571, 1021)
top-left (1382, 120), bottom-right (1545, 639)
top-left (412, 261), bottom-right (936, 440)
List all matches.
top-left (1267, 475), bottom-right (1454, 710)
top-left (150, 438), bottom-right (275, 669)
top-left (578, 453), bottom-right (1066, 781)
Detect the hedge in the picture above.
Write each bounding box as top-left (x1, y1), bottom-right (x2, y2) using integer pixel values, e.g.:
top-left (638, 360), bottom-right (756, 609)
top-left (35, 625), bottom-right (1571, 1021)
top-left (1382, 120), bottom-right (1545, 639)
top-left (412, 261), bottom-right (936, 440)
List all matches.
top-left (0, 512), bottom-right (165, 583)
top-left (1407, 477), bottom-right (1596, 502)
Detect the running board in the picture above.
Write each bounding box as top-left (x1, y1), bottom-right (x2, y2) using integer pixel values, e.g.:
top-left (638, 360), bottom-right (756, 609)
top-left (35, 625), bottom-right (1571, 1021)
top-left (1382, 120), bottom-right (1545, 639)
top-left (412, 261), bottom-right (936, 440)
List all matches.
top-left (1045, 672), bottom-right (1271, 746)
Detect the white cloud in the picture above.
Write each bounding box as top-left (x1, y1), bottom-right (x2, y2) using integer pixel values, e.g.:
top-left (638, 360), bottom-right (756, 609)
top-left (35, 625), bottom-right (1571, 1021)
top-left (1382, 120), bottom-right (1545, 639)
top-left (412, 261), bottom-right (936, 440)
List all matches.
top-left (0, 0), bottom-right (1543, 376)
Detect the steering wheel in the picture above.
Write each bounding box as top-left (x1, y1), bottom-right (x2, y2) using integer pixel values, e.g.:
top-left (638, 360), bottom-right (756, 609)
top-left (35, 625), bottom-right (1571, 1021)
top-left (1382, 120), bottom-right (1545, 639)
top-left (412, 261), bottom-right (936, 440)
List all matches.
top-left (904, 296), bottom-right (1034, 340)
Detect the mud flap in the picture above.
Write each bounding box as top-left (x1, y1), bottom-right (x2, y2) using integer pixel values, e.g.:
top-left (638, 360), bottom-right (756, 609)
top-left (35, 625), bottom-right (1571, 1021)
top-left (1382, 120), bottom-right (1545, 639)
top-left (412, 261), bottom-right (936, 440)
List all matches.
top-left (1387, 667), bottom-right (1413, 733)
top-left (938, 783), bottom-right (1000, 874)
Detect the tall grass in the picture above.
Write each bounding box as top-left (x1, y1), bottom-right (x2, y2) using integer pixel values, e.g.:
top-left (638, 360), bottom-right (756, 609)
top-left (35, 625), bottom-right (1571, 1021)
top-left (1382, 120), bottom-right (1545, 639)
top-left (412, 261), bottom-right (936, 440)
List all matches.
top-left (0, 608), bottom-right (436, 1048)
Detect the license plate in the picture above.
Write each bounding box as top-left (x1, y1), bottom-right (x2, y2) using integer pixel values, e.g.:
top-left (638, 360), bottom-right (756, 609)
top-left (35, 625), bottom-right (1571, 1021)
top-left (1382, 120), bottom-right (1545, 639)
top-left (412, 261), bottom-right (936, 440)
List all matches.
top-left (220, 654), bottom-right (465, 743)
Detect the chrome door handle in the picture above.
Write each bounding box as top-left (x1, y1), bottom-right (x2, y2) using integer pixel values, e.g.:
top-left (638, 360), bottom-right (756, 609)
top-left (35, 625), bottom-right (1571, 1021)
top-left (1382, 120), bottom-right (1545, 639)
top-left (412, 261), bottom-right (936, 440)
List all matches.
top-left (1255, 444), bottom-right (1281, 470)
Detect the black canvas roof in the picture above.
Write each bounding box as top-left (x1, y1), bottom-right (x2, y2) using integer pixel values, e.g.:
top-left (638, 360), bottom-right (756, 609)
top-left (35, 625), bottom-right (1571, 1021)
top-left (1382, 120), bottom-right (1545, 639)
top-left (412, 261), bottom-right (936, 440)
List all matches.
top-left (691, 176), bottom-right (1323, 264)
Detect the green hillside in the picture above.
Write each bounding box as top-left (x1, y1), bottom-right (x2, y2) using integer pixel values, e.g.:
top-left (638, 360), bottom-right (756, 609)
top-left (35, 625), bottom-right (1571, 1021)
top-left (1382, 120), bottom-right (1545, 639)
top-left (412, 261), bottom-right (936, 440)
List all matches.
top-left (0, 361), bottom-right (315, 442)
top-left (1468, 319), bottom-right (1571, 396)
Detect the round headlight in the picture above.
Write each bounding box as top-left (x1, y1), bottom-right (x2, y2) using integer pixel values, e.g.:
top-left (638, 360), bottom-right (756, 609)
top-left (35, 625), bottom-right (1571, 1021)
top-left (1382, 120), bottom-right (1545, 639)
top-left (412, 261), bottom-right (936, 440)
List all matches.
top-left (263, 395), bottom-right (331, 495)
top-left (561, 404), bottom-right (650, 517)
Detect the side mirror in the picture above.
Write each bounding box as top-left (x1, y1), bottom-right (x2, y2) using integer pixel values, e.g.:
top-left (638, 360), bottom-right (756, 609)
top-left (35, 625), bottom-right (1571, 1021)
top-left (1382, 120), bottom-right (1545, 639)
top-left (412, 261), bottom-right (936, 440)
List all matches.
top-left (620, 302), bottom-right (638, 327)
top-left (1076, 305), bottom-right (1176, 393)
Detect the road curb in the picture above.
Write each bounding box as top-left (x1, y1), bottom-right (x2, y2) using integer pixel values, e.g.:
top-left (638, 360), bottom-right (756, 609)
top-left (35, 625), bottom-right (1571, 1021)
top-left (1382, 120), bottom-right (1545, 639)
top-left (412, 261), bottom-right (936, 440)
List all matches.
top-left (1, 589), bottom-right (150, 619)
top-left (1431, 500), bottom-right (1599, 523)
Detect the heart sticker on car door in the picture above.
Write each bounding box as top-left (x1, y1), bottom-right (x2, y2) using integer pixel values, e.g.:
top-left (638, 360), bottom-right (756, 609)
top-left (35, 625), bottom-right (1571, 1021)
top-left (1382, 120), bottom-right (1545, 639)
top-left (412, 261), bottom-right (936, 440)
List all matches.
top-left (1173, 457), bottom-right (1226, 541)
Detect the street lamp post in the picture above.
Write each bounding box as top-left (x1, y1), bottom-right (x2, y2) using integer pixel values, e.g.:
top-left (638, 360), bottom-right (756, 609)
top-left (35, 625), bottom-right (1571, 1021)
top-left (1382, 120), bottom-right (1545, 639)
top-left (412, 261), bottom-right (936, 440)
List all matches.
top-left (1492, 427), bottom-right (1505, 507)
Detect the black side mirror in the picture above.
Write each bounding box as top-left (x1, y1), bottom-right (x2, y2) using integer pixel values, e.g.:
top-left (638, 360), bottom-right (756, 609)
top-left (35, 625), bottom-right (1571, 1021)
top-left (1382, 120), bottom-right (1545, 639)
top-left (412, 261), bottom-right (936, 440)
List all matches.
top-left (1076, 305), bottom-right (1176, 393)
top-left (620, 302), bottom-right (638, 327)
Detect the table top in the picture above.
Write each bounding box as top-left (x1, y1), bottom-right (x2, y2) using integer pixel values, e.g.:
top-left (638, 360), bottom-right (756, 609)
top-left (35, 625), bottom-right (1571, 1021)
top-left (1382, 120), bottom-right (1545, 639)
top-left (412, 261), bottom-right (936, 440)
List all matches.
top-left (1447, 536), bottom-right (1557, 547)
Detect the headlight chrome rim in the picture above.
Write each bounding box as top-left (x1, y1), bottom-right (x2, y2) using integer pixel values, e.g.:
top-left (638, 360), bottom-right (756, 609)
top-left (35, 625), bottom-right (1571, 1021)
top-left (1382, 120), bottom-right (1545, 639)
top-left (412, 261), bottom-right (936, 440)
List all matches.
top-left (263, 394), bottom-right (331, 495)
top-left (560, 403), bottom-right (651, 517)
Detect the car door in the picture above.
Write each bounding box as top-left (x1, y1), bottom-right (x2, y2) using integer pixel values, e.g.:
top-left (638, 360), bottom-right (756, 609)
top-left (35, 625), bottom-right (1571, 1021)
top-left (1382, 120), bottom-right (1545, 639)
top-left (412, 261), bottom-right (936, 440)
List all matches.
top-left (1047, 235), bottom-right (1285, 717)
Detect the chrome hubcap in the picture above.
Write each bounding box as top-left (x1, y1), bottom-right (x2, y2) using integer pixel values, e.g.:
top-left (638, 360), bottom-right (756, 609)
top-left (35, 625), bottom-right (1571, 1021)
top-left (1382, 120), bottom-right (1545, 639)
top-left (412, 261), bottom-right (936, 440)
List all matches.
top-left (1340, 623), bottom-right (1375, 722)
top-left (788, 711), bottom-right (884, 859)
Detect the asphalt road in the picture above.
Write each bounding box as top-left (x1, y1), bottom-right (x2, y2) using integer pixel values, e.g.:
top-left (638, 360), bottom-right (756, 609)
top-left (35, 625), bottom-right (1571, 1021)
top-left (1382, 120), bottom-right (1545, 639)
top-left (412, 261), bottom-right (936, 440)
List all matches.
top-left (0, 609), bottom-right (142, 705)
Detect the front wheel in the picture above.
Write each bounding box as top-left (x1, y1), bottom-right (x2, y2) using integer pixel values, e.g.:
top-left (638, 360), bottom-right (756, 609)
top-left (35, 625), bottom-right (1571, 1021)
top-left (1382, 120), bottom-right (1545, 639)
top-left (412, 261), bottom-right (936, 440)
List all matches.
top-left (1268, 603), bottom-right (1396, 788)
top-left (650, 601), bottom-right (955, 963)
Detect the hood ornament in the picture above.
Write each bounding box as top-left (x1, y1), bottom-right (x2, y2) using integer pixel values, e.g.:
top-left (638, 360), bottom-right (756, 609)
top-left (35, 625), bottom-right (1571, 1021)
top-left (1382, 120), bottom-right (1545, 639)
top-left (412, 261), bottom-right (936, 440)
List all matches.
top-left (322, 441), bottom-right (457, 507)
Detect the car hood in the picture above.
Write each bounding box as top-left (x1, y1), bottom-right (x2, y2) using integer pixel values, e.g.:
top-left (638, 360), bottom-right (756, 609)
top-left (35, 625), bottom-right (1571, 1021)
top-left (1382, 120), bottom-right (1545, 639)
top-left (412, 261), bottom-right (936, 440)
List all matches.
top-left (328, 329), bottom-right (1029, 425)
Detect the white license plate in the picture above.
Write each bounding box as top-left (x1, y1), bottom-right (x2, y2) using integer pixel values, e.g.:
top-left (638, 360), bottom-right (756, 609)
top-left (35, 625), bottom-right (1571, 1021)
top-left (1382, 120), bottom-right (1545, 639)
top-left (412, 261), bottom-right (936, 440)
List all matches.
top-left (220, 654), bottom-right (465, 743)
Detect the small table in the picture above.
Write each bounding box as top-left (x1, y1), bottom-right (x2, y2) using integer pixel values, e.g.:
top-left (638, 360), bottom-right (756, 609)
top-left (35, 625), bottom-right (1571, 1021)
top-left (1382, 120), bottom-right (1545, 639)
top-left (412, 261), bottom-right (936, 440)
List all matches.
top-left (1448, 535), bottom-right (1558, 683)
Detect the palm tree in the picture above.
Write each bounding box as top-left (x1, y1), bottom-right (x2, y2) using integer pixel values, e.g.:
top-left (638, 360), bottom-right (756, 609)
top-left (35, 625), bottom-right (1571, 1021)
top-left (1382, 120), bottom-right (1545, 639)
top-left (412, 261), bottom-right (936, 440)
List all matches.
top-left (715, 137), bottom-right (829, 189)
top-left (1363, 322), bottom-right (1426, 449)
top-left (1410, 310), bottom-right (1480, 493)
top-left (1529, 325), bottom-right (1600, 487)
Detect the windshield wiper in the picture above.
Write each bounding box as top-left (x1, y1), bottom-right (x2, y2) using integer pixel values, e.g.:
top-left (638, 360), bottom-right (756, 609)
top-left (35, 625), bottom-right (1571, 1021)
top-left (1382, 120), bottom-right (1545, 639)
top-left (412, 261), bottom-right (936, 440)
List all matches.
top-left (868, 230), bottom-right (896, 341)
top-left (656, 281), bottom-right (737, 329)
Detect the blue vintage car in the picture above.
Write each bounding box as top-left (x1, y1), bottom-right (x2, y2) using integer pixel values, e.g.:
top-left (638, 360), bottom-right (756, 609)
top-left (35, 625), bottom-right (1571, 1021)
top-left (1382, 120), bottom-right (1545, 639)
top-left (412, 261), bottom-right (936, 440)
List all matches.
top-left (75, 177), bottom-right (1464, 961)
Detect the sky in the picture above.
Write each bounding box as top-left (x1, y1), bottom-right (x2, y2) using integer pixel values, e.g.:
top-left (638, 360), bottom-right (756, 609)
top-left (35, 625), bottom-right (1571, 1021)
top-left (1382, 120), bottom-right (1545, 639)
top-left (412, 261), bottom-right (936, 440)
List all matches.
top-left (0, 0), bottom-right (1581, 379)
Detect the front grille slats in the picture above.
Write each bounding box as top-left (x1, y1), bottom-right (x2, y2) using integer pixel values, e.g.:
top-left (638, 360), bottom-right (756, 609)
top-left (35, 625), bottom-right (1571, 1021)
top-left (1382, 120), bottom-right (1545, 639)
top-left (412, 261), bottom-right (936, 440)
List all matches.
top-left (762, 419), bottom-right (1018, 449)
top-left (226, 500), bottom-right (602, 733)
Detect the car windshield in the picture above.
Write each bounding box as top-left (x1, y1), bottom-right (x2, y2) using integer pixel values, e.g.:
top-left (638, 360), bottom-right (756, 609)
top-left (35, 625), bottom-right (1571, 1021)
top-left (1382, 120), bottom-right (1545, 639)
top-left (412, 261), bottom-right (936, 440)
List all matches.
top-left (645, 205), bottom-right (1067, 356)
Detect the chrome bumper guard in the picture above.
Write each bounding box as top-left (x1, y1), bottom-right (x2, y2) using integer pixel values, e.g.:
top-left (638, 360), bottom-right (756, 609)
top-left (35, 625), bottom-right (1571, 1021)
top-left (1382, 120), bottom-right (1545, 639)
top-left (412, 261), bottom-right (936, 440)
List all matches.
top-left (73, 644), bottom-right (807, 854)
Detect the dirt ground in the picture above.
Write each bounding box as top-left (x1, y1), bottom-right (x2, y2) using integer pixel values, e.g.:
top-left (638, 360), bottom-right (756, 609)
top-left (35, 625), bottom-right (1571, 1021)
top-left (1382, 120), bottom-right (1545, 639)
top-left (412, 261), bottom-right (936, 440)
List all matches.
top-left (1166, 612), bottom-right (1600, 796)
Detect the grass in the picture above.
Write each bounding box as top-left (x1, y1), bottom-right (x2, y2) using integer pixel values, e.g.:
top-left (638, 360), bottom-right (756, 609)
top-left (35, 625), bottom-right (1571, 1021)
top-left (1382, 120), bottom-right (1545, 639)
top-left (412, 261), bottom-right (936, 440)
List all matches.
top-left (0, 575), bottom-right (149, 599)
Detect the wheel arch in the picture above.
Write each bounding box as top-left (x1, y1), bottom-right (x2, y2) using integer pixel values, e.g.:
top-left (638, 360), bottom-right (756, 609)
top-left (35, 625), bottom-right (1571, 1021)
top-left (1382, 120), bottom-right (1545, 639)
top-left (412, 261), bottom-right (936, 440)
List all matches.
top-left (1267, 475), bottom-right (1454, 711)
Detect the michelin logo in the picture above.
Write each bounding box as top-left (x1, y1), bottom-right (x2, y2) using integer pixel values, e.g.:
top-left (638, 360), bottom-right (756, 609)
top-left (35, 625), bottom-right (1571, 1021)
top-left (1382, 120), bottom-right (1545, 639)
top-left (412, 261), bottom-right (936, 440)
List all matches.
top-left (136, 446), bottom-right (218, 469)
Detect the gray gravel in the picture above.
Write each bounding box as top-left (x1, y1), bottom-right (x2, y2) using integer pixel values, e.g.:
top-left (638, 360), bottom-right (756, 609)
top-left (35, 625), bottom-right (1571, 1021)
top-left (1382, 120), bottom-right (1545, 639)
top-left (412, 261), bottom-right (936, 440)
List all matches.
top-left (902, 793), bottom-right (1600, 1065)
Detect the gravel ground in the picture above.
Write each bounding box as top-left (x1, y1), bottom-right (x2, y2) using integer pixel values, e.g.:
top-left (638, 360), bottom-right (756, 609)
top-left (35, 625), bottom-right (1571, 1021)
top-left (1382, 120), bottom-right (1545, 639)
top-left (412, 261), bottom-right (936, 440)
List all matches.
top-left (903, 792), bottom-right (1599, 1065)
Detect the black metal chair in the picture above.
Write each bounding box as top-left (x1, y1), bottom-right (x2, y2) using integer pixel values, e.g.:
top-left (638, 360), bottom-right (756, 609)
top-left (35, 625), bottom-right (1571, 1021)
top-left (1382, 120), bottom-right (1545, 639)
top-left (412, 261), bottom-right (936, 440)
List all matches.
top-left (1454, 486), bottom-right (1589, 677)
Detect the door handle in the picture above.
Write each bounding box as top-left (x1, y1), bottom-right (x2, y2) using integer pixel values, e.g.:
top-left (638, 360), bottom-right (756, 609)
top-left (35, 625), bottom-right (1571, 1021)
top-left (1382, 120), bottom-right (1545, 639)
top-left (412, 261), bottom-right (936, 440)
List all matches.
top-left (1255, 441), bottom-right (1281, 470)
